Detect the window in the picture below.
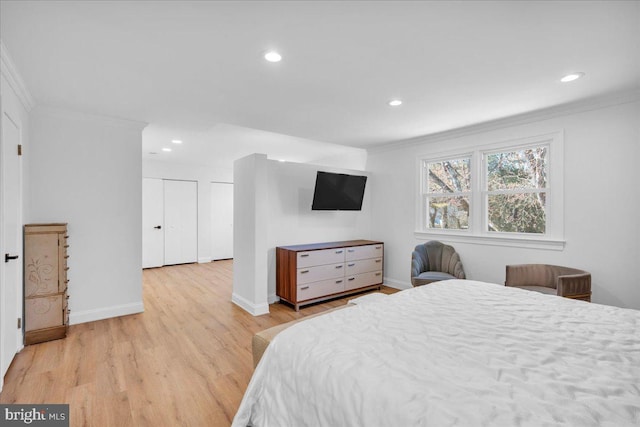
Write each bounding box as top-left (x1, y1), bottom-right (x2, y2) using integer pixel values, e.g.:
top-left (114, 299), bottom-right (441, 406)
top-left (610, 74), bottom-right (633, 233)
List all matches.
top-left (416, 132), bottom-right (563, 248)
top-left (422, 157), bottom-right (471, 230)
top-left (485, 146), bottom-right (548, 234)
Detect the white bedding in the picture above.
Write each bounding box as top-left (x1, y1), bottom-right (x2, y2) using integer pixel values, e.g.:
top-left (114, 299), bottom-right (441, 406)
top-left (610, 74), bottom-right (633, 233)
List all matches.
top-left (232, 280), bottom-right (640, 427)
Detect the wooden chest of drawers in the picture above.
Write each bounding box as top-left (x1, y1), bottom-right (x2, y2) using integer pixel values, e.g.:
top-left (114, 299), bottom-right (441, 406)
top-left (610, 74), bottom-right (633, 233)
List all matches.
top-left (24, 223), bottom-right (69, 345)
top-left (276, 239), bottom-right (384, 311)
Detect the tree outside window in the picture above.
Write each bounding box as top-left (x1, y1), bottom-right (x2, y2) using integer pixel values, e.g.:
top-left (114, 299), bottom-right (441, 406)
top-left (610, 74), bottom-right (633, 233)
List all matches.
top-left (485, 146), bottom-right (548, 234)
top-left (423, 157), bottom-right (471, 230)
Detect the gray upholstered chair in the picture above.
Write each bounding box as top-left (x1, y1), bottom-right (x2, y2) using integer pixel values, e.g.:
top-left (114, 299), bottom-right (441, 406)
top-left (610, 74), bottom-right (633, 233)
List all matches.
top-left (505, 264), bottom-right (591, 302)
top-left (411, 241), bottom-right (465, 286)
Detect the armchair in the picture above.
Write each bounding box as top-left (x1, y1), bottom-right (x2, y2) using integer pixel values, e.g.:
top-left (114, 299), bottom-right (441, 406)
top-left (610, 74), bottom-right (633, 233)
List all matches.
top-left (411, 241), bottom-right (465, 287)
top-left (505, 264), bottom-right (591, 302)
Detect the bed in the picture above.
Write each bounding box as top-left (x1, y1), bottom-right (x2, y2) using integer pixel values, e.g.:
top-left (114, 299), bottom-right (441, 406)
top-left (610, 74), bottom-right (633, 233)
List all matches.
top-left (232, 280), bottom-right (640, 427)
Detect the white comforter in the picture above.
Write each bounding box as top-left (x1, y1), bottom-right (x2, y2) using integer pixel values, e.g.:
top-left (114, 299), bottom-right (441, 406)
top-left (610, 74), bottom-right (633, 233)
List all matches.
top-left (232, 280), bottom-right (640, 427)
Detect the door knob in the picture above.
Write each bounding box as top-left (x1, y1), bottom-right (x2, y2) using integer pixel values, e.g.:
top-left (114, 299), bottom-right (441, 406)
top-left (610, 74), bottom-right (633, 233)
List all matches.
top-left (5, 254), bottom-right (18, 263)
top-left (154, 225), bottom-right (162, 229)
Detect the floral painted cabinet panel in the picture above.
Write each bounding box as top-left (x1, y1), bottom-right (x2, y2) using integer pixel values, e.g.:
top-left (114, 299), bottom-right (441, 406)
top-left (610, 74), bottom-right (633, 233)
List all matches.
top-left (24, 223), bottom-right (69, 345)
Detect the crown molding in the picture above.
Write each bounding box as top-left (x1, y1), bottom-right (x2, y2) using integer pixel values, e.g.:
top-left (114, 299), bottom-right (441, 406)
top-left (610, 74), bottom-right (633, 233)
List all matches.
top-left (33, 105), bottom-right (148, 131)
top-left (0, 40), bottom-right (36, 111)
top-left (368, 90), bottom-right (640, 154)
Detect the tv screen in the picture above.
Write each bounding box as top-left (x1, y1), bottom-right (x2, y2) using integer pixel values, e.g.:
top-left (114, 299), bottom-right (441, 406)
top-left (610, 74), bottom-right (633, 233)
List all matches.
top-left (311, 171), bottom-right (367, 211)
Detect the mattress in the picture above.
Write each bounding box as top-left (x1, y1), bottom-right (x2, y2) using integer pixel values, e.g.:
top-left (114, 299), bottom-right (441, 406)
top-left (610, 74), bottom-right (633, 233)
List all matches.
top-left (233, 280), bottom-right (640, 427)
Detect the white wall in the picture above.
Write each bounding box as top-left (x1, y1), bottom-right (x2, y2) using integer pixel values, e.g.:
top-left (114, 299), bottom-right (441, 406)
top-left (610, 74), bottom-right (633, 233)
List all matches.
top-left (143, 158), bottom-right (232, 263)
top-left (29, 107), bottom-right (147, 323)
top-left (232, 154), bottom-right (269, 315)
top-left (232, 153), bottom-right (372, 314)
top-left (367, 97), bottom-right (640, 309)
top-left (265, 160), bottom-right (372, 302)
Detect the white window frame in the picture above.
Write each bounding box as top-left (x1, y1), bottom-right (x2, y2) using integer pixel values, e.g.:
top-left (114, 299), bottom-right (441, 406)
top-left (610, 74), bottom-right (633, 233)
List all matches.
top-left (415, 131), bottom-right (564, 250)
top-left (421, 154), bottom-right (473, 232)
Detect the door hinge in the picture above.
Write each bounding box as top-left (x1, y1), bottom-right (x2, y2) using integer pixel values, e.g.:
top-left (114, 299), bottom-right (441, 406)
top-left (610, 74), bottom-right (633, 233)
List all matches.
top-left (17, 144), bottom-right (22, 156)
top-left (17, 318), bottom-right (21, 329)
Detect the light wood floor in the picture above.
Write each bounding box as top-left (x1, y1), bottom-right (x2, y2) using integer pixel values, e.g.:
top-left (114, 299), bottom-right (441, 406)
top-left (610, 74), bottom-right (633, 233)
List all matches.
top-left (0, 260), bottom-right (397, 426)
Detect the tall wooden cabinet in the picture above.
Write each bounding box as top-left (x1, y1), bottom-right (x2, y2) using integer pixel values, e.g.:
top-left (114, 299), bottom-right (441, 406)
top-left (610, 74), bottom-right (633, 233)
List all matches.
top-left (23, 223), bottom-right (69, 345)
top-left (276, 239), bottom-right (384, 311)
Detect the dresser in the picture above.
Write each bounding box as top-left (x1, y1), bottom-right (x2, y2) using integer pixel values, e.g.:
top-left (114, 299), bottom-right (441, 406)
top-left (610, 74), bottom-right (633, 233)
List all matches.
top-left (23, 223), bottom-right (69, 345)
top-left (276, 239), bottom-right (384, 311)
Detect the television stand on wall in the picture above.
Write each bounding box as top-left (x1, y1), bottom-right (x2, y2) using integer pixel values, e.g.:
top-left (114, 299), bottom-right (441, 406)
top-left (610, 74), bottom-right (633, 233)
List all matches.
top-left (276, 239), bottom-right (384, 311)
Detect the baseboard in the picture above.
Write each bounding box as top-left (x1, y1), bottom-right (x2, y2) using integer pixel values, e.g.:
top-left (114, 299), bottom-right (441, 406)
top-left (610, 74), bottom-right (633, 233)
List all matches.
top-left (268, 293), bottom-right (280, 304)
top-left (384, 277), bottom-right (412, 290)
top-left (198, 257), bottom-right (212, 264)
top-left (69, 302), bottom-right (145, 325)
top-left (231, 293), bottom-right (270, 316)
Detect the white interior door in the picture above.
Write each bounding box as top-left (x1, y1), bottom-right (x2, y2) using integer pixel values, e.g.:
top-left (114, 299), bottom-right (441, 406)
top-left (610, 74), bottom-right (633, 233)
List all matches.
top-left (1, 109), bottom-right (22, 381)
top-left (142, 178), bottom-right (164, 268)
top-left (164, 180), bottom-right (197, 265)
top-left (211, 182), bottom-right (234, 260)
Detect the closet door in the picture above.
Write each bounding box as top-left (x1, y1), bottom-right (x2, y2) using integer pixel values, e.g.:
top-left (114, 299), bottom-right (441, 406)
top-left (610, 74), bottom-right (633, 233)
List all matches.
top-left (164, 180), bottom-right (198, 265)
top-left (211, 182), bottom-right (233, 260)
top-left (142, 178), bottom-right (164, 268)
top-left (1, 106), bottom-right (22, 381)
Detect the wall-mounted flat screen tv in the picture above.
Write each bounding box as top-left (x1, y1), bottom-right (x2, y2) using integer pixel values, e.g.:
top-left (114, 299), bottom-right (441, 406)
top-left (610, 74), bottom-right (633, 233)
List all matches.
top-left (311, 171), bottom-right (368, 211)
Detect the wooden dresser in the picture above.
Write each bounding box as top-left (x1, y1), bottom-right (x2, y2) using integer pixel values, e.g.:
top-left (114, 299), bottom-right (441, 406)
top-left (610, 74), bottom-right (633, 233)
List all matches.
top-left (276, 239), bottom-right (384, 311)
top-left (24, 223), bottom-right (69, 345)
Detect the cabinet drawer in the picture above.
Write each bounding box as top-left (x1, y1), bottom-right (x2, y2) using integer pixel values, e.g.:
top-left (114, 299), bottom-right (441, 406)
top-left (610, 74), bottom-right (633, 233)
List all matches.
top-left (24, 234), bottom-right (60, 297)
top-left (298, 278), bottom-right (345, 302)
top-left (25, 295), bottom-right (64, 332)
top-left (345, 257), bottom-right (383, 275)
top-left (345, 244), bottom-right (383, 261)
top-left (297, 262), bottom-right (345, 284)
top-left (297, 248), bottom-right (346, 268)
top-left (345, 270), bottom-right (383, 291)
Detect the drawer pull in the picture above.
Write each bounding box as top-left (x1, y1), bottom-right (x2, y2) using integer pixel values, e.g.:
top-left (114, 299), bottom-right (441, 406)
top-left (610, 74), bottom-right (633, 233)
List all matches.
top-left (375, 259), bottom-right (381, 263)
top-left (64, 245), bottom-right (69, 248)
top-left (65, 267), bottom-right (70, 271)
top-left (300, 254), bottom-right (310, 258)
top-left (347, 263), bottom-right (355, 267)
top-left (375, 246), bottom-right (382, 249)
top-left (301, 286), bottom-right (310, 290)
top-left (335, 250), bottom-right (343, 254)
top-left (336, 280), bottom-right (343, 284)
top-left (335, 265), bottom-right (343, 269)
top-left (65, 255), bottom-right (70, 259)
top-left (300, 270), bottom-right (309, 274)
top-left (347, 249), bottom-right (355, 253)
top-left (348, 277), bottom-right (355, 281)
top-left (375, 272), bottom-right (382, 276)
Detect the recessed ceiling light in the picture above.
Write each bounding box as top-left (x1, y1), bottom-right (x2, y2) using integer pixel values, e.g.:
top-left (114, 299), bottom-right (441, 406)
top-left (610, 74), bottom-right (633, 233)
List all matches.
top-left (278, 159), bottom-right (286, 162)
top-left (171, 139), bottom-right (182, 144)
top-left (162, 148), bottom-right (172, 152)
top-left (388, 99), bottom-right (403, 107)
top-left (560, 72), bottom-right (585, 83)
top-left (264, 51), bottom-right (282, 63)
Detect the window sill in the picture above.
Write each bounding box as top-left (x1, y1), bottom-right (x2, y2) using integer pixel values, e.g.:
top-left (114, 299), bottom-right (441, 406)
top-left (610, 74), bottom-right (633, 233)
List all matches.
top-left (414, 231), bottom-right (565, 251)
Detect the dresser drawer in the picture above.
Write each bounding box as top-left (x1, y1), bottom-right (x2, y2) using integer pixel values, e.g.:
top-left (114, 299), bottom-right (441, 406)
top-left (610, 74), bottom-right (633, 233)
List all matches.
top-left (345, 270), bottom-right (383, 291)
top-left (297, 262), bottom-right (345, 285)
top-left (24, 233), bottom-right (60, 297)
top-left (345, 257), bottom-right (383, 275)
top-left (345, 244), bottom-right (383, 261)
top-left (297, 248), bottom-right (346, 268)
top-left (25, 295), bottom-right (64, 332)
top-left (298, 278), bottom-right (345, 302)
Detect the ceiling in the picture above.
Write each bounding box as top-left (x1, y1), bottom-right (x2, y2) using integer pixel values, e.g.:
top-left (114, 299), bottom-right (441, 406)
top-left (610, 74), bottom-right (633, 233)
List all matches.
top-left (1, 1), bottom-right (639, 161)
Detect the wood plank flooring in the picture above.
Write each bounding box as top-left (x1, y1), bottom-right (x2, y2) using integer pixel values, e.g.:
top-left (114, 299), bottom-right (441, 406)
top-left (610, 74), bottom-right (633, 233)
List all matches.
top-left (0, 260), bottom-right (397, 426)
